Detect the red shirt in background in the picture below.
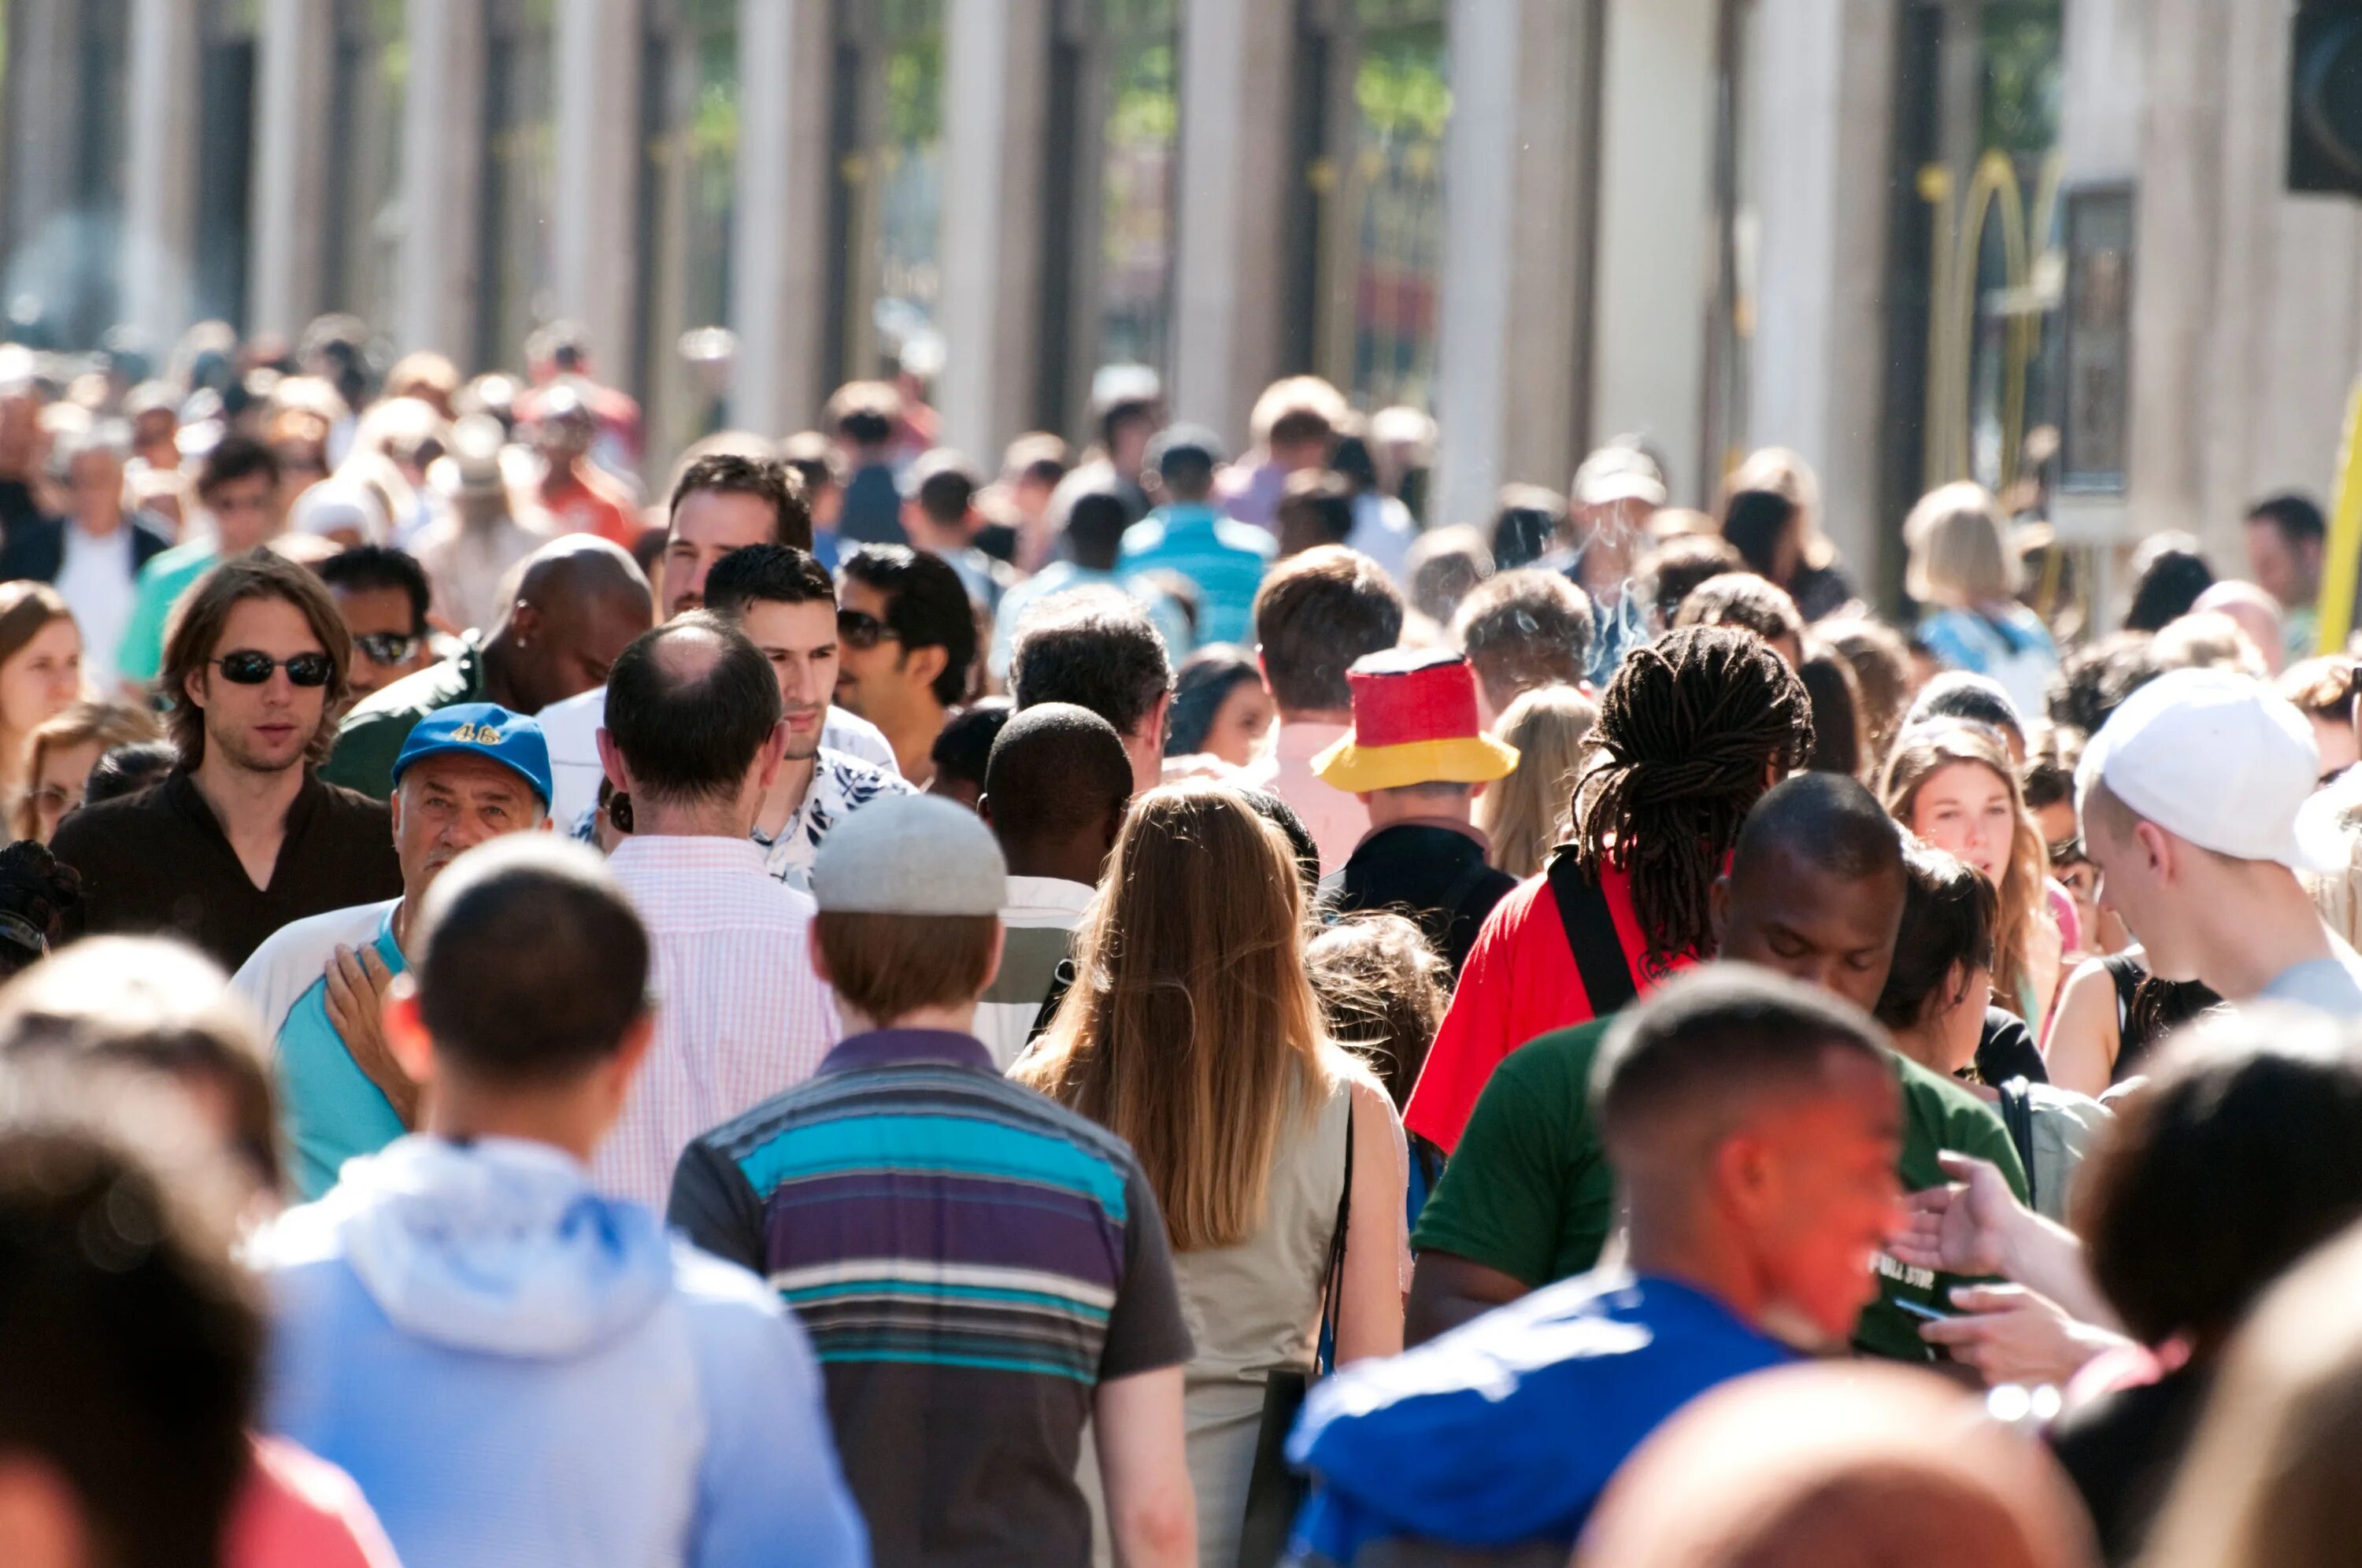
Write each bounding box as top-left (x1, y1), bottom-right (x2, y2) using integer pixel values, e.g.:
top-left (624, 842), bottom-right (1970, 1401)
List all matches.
top-left (225, 1436), bottom-right (402, 1568)
top-left (538, 464), bottom-right (641, 548)
top-left (1404, 860), bottom-right (1695, 1154)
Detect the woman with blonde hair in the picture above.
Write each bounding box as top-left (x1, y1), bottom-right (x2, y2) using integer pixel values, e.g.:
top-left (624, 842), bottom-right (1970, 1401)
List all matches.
top-left (1474, 685), bottom-right (1597, 878)
top-left (1905, 481), bottom-right (2057, 716)
top-left (13, 698), bottom-right (159, 841)
top-left (1882, 722), bottom-right (2062, 1028)
top-left (0, 582), bottom-right (83, 804)
top-left (1015, 782), bottom-right (1406, 1566)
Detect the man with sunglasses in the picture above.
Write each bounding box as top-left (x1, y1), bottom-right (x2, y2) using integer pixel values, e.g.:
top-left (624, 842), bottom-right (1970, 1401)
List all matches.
top-left (835, 545), bottom-right (977, 787)
top-left (317, 545), bottom-right (438, 700)
top-left (321, 532), bottom-right (652, 800)
top-left (535, 453), bottom-right (898, 832)
top-left (52, 553), bottom-right (402, 971)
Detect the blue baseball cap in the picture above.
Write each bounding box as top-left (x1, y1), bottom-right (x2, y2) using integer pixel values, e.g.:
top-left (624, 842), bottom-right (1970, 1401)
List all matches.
top-left (391, 703), bottom-right (553, 813)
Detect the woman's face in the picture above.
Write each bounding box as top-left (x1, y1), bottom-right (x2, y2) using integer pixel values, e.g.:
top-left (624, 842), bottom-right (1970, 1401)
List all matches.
top-left (1909, 761), bottom-right (2016, 885)
top-left (2057, 856), bottom-right (2129, 956)
top-left (0, 619), bottom-right (82, 740)
top-left (1201, 679), bottom-right (1275, 770)
top-left (25, 738), bottom-right (101, 842)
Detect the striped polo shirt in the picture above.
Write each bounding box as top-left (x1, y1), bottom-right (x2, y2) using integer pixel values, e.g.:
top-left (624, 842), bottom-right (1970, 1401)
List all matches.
top-left (667, 1028), bottom-right (1192, 1566)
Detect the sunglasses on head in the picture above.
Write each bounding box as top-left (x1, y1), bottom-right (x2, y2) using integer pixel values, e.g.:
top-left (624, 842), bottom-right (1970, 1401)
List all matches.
top-left (213, 650), bottom-right (334, 687)
top-left (352, 632), bottom-right (419, 665)
top-left (836, 608), bottom-right (901, 652)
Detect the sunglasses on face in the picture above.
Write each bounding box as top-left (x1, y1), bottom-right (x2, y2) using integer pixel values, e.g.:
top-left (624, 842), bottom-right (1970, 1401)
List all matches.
top-left (836, 608), bottom-right (901, 652)
top-left (212, 650), bottom-right (334, 686)
top-left (352, 632), bottom-right (420, 665)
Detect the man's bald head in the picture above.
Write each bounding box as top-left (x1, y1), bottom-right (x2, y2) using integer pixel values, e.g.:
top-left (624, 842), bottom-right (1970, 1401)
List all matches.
top-left (493, 534), bottom-right (655, 713)
top-left (982, 702), bottom-right (1132, 879)
top-left (602, 612), bottom-right (781, 808)
top-left (1712, 775), bottom-right (1908, 1011)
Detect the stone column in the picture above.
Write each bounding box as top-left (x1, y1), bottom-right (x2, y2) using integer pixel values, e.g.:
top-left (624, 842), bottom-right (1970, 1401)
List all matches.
top-left (731, 0), bottom-right (835, 438)
top-left (2, 0), bottom-right (83, 273)
top-left (551, 0), bottom-right (642, 379)
top-left (936, 0), bottom-right (1052, 460)
top-left (1433, 0), bottom-right (1598, 529)
top-left (396, 0), bottom-right (486, 357)
top-left (247, 0), bottom-right (335, 338)
top-left (122, 0), bottom-right (202, 349)
top-left (1746, 0), bottom-right (1897, 577)
top-left (1171, 0), bottom-right (1295, 447)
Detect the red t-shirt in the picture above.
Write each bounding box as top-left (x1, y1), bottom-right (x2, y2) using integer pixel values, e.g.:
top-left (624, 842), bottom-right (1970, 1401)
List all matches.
top-left (1404, 861), bottom-right (1696, 1153)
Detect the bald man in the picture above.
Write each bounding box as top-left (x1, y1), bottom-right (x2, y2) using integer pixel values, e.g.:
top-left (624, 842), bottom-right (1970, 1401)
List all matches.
top-left (322, 534), bottom-right (655, 799)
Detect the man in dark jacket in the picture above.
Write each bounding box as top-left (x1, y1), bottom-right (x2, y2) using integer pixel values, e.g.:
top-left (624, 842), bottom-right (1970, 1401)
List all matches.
top-left (1315, 649), bottom-right (1520, 974)
top-left (0, 421), bottom-right (172, 692)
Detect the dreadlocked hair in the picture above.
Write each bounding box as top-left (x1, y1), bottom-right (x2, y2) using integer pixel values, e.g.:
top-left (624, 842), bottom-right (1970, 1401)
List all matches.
top-left (1570, 627), bottom-right (1814, 971)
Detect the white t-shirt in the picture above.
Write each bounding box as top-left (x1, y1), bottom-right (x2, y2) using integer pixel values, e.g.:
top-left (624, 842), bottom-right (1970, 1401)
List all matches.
top-left (535, 682), bottom-right (899, 833)
top-left (54, 521), bottom-right (139, 691)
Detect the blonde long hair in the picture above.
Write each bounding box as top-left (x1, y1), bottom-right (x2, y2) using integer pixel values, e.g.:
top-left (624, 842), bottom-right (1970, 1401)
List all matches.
top-left (1882, 723), bottom-right (2049, 1020)
top-left (1014, 782), bottom-right (1347, 1252)
top-left (1475, 685), bottom-right (1597, 878)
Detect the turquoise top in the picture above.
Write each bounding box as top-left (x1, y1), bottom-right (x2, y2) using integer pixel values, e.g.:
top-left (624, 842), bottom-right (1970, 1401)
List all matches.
top-left (276, 905), bottom-right (411, 1199)
top-left (117, 540), bottom-right (220, 684)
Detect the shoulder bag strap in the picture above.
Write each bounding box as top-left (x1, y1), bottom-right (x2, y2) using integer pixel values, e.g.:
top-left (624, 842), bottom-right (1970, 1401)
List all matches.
top-left (1315, 1098), bottom-right (1356, 1377)
top-left (1546, 850), bottom-right (1641, 1016)
top-left (1027, 957), bottom-right (1078, 1045)
top-left (1997, 1078), bottom-right (2039, 1213)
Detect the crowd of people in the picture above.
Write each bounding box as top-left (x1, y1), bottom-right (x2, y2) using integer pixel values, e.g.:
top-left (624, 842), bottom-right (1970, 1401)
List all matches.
top-left (5, 311), bottom-right (2362, 1568)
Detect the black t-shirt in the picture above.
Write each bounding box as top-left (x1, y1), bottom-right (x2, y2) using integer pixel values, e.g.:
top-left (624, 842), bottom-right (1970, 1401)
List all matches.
top-left (51, 767), bottom-right (402, 972)
top-left (1976, 1005), bottom-right (2049, 1086)
top-left (2050, 1363), bottom-right (2212, 1565)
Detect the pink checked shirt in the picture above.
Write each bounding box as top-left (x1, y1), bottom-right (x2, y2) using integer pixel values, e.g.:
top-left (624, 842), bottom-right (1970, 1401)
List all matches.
top-left (595, 834), bottom-right (839, 1208)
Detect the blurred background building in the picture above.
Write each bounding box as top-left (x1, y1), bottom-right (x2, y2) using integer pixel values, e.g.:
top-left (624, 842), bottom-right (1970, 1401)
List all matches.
top-left (2, 0), bottom-right (2360, 594)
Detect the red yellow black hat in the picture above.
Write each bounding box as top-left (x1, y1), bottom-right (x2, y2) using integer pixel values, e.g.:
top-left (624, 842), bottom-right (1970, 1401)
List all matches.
top-left (1312, 648), bottom-right (1521, 793)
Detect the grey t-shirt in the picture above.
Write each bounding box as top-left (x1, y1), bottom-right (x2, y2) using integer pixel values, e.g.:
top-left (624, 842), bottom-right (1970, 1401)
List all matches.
top-left (2256, 945), bottom-right (2362, 1017)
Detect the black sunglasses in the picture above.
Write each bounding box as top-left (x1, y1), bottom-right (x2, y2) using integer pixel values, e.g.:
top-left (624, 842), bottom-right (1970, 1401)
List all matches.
top-left (213, 650), bottom-right (335, 687)
top-left (836, 608), bottom-right (901, 652)
top-left (352, 632), bottom-right (420, 665)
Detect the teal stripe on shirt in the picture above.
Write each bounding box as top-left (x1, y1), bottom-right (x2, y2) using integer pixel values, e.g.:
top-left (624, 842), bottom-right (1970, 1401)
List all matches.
top-left (736, 1111), bottom-right (1131, 1221)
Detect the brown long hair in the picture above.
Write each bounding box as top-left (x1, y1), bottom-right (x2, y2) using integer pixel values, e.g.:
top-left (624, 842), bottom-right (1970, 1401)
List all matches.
top-left (157, 550), bottom-right (352, 769)
top-left (1013, 782), bottom-right (1349, 1252)
top-left (13, 700), bottom-right (161, 841)
top-left (1881, 723), bottom-right (2049, 1020)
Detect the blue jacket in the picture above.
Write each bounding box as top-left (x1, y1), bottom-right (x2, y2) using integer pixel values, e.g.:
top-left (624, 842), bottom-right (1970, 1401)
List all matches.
top-left (1118, 502), bottom-right (1276, 647)
top-left (1286, 1273), bottom-right (1790, 1563)
top-left (254, 1135), bottom-right (871, 1568)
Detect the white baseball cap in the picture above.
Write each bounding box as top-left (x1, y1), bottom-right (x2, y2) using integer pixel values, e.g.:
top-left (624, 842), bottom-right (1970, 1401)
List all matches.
top-left (2076, 666), bottom-right (2338, 871)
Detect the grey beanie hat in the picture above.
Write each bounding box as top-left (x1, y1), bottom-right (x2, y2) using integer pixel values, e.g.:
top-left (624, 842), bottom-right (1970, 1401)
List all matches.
top-left (811, 793), bottom-right (1008, 916)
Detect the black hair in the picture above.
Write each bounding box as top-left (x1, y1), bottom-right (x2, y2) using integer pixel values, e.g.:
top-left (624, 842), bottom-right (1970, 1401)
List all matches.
top-left (2046, 631), bottom-right (2158, 735)
top-left (1490, 487), bottom-right (1567, 571)
top-left (1331, 435), bottom-right (1379, 493)
top-left (1147, 426), bottom-right (1222, 500)
top-left (195, 431), bottom-right (280, 500)
top-left (1237, 785), bottom-right (1323, 897)
top-left (1011, 597), bottom-right (1172, 740)
top-left (1720, 489), bottom-right (1801, 582)
top-left (1575, 627), bottom-right (1815, 971)
top-left (667, 452), bottom-right (813, 552)
top-left (317, 544), bottom-right (431, 636)
top-left (2123, 537), bottom-right (2215, 634)
top-left (1278, 472), bottom-right (1358, 549)
top-left (81, 741), bottom-right (178, 808)
top-left (1732, 772), bottom-right (1905, 889)
top-left (602, 613), bottom-right (783, 807)
top-left (412, 838), bottom-right (651, 1085)
top-left (1907, 671), bottom-right (2026, 744)
top-left (1065, 489), bottom-right (1132, 571)
top-left (2248, 492), bottom-right (2327, 546)
top-left (0, 1090), bottom-right (261, 1568)
top-left (1672, 572), bottom-right (1805, 649)
top-left (1167, 645), bottom-right (1263, 756)
top-left (911, 462), bottom-right (979, 527)
top-left (0, 841), bottom-right (82, 978)
top-left (1641, 534), bottom-right (1746, 626)
top-left (930, 698), bottom-right (1012, 793)
top-left (702, 544), bottom-right (835, 616)
top-left (1871, 845), bottom-right (1997, 1032)
top-left (1797, 645), bottom-right (1865, 777)
top-left (985, 702), bottom-right (1133, 848)
top-left (1593, 966), bottom-right (1888, 1154)
top-left (2082, 1011), bottom-right (2362, 1348)
top-left (1099, 397), bottom-right (1158, 453)
top-left (841, 545), bottom-right (979, 708)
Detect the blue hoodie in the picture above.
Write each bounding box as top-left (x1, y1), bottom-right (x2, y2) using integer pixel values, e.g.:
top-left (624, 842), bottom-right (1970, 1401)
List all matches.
top-left (252, 1135), bottom-right (870, 1568)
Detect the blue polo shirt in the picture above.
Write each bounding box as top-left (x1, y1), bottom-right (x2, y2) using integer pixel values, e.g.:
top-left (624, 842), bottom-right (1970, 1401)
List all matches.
top-left (1286, 1271), bottom-right (1793, 1563)
top-left (233, 898), bottom-right (411, 1199)
top-left (1117, 502), bottom-right (1277, 646)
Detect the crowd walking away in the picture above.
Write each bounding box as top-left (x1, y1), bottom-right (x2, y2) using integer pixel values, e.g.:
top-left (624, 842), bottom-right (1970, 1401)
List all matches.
top-left (17, 312), bottom-right (2362, 1568)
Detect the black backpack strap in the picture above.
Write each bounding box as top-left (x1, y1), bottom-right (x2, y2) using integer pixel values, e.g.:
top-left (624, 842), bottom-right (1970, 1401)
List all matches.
top-left (1546, 851), bottom-right (1639, 1016)
top-left (1027, 958), bottom-right (1078, 1044)
top-left (1998, 1077), bottom-right (2039, 1213)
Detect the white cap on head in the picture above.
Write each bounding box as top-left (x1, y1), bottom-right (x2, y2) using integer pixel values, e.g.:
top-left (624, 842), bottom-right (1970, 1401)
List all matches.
top-left (2077, 666), bottom-right (2338, 871)
top-left (811, 794), bottom-right (1008, 916)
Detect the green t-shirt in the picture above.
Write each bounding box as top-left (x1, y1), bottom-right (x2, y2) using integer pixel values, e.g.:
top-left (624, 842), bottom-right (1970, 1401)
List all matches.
top-left (116, 542), bottom-right (220, 685)
top-left (1411, 1019), bottom-right (2030, 1365)
top-left (317, 634), bottom-right (488, 800)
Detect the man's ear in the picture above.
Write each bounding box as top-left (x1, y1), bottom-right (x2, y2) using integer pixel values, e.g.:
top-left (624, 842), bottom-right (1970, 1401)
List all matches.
top-left (384, 978), bottom-right (436, 1086)
top-left (595, 727), bottom-right (629, 793)
top-left (507, 601), bottom-right (543, 647)
top-left (905, 644), bottom-right (950, 695)
top-left (977, 792), bottom-right (994, 829)
top-left (753, 719), bottom-right (789, 792)
top-left (183, 664), bottom-right (210, 715)
top-left (806, 919), bottom-right (834, 988)
top-left (1708, 875), bottom-right (1732, 947)
top-left (2134, 820), bottom-right (2176, 879)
